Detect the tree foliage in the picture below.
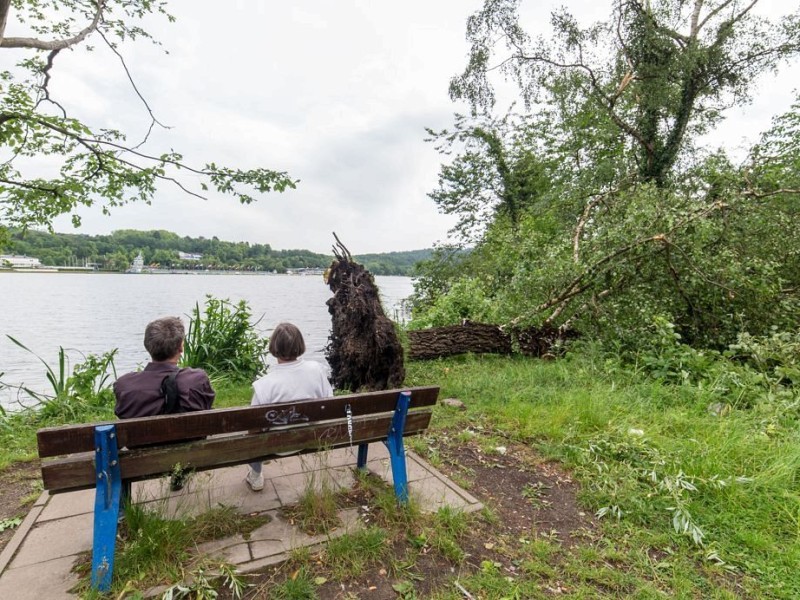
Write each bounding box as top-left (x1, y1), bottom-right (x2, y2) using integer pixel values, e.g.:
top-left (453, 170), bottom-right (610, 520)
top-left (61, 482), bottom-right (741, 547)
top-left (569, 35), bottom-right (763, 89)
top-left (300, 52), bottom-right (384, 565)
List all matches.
top-left (0, 0), bottom-right (296, 236)
top-left (2, 227), bottom-right (430, 274)
top-left (418, 0), bottom-right (800, 349)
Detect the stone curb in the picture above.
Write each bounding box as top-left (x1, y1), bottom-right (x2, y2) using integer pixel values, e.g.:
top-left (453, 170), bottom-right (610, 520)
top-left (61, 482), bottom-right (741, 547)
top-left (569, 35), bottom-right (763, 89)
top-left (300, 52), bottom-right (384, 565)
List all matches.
top-left (0, 492), bottom-right (48, 576)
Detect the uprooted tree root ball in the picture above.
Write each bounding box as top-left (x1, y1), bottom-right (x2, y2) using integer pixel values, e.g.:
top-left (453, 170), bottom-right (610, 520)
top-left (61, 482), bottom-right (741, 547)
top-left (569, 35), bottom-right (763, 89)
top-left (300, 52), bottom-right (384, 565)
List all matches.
top-left (325, 235), bottom-right (405, 392)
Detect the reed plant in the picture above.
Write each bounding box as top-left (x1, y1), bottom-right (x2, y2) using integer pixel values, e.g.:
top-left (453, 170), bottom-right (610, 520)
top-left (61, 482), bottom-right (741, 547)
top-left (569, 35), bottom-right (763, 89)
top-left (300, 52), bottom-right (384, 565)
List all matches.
top-left (0, 337), bottom-right (117, 426)
top-left (181, 295), bottom-right (269, 383)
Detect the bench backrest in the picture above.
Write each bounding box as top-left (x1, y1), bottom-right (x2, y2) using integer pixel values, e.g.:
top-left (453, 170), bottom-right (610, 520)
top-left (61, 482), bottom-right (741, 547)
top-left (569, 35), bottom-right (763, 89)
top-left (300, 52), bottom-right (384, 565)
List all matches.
top-left (37, 386), bottom-right (439, 493)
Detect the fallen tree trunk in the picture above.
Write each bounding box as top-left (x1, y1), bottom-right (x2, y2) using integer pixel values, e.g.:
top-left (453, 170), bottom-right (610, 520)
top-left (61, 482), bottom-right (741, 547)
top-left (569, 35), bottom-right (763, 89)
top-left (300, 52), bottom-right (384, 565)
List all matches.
top-left (408, 322), bottom-right (577, 360)
top-left (408, 322), bottom-right (512, 360)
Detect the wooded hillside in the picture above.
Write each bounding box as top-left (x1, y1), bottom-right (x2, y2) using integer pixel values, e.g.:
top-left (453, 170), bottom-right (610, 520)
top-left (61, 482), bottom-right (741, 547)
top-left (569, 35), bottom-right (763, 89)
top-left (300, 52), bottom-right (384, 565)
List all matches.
top-left (2, 229), bottom-right (432, 276)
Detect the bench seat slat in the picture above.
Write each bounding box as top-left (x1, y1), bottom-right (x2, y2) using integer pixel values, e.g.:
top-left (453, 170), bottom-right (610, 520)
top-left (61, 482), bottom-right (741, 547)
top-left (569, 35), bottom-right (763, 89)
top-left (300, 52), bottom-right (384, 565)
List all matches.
top-left (37, 386), bottom-right (439, 458)
top-left (41, 410), bottom-right (432, 492)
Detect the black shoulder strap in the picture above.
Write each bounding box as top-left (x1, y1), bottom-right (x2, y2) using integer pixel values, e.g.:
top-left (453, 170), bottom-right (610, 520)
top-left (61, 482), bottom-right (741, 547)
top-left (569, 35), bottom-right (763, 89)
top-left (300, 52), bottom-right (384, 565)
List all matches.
top-left (160, 369), bottom-right (181, 415)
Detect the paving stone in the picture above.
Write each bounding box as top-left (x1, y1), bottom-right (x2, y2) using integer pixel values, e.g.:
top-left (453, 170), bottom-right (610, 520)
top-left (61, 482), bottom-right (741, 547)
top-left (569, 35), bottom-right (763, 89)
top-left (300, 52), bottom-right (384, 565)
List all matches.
top-left (202, 464), bottom-right (252, 488)
top-left (248, 508), bottom-right (360, 561)
top-left (0, 505), bottom-right (44, 574)
top-left (236, 552), bottom-right (291, 573)
top-left (0, 556), bottom-right (81, 600)
top-left (298, 450), bottom-right (346, 471)
top-left (38, 488), bottom-right (94, 522)
top-left (366, 455), bottom-right (433, 483)
top-left (207, 478), bottom-right (281, 514)
top-left (10, 512), bottom-right (93, 568)
top-left (271, 467), bottom-right (356, 506)
top-left (248, 512), bottom-right (307, 560)
top-left (262, 454), bottom-right (304, 477)
top-left (131, 469), bottom-right (268, 520)
top-left (195, 535), bottom-right (252, 564)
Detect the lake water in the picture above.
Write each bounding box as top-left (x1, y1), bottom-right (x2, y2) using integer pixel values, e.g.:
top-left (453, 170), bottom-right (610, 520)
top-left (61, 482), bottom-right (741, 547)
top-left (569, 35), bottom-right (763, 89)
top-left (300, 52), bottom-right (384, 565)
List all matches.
top-left (0, 272), bottom-right (413, 408)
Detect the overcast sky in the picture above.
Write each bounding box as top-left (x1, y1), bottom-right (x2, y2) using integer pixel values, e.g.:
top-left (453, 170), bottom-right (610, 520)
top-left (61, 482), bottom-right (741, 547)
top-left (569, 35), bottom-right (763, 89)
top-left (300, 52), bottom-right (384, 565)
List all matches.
top-left (15, 0), bottom-right (800, 254)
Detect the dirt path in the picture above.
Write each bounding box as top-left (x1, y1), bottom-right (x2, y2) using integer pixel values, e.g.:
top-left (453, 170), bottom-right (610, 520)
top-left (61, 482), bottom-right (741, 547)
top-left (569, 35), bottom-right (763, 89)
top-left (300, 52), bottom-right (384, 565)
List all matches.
top-left (0, 461), bottom-right (41, 555)
top-left (227, 435), bottom-right (596, 599)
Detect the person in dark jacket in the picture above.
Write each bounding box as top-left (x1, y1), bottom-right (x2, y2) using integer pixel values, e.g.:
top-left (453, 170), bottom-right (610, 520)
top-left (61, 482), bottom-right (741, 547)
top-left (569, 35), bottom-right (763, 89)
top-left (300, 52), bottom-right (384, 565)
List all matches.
top-left (114, 316), bottom-right (215, 419)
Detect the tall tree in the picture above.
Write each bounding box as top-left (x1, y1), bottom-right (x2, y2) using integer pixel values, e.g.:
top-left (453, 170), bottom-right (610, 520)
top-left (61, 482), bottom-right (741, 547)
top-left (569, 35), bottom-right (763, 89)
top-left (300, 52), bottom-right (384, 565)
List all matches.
top-left (451, 0), bottom-right (800, 186)
top-left (0, 1), bottom-right (296, 240)
top-left (419, 0), bottom-right (800, 348)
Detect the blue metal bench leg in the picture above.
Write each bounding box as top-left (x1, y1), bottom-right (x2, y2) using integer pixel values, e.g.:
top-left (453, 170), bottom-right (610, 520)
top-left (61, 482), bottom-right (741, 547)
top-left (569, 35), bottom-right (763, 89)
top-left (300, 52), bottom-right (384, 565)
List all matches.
top-left (384, 391), bottom-right (411, 504)
top-left (92, 424), bottom-right (122, 592)
top-left (357, 443), bottom-right (369, 471)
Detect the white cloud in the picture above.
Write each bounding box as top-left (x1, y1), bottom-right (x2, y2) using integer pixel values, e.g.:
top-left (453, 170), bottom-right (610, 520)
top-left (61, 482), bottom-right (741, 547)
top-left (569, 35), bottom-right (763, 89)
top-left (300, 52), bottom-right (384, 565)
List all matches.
top-left (25, 0), bottom-right (800, 253)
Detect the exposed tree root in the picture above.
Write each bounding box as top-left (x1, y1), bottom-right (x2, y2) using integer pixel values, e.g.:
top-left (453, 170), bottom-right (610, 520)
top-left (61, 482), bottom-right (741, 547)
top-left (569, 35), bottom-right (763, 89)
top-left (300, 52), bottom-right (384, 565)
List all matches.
top-left (325, 233), bottom-right (405, 392)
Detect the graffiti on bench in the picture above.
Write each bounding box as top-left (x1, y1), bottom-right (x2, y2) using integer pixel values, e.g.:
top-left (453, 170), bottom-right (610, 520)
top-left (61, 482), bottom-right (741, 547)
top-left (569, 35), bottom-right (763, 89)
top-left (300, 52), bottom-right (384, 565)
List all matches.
top-left (264, 406), bottom-right (310, 426)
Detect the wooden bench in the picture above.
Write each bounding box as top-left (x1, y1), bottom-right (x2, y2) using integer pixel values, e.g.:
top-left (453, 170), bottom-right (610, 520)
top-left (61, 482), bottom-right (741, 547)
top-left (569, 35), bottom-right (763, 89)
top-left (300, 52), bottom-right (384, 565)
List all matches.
top-left (36, 386), bottom-right (439, 591)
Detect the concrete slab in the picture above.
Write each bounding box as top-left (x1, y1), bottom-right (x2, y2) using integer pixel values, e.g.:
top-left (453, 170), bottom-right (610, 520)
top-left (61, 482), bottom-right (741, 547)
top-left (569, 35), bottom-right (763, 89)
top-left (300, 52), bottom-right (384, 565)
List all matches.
top-left (38, 488), bottom-right (94, 522)
top-left (271, 467), bottom-right (356, 506)
top-left (207, 479), bottom-right (282, 514)
top-left (0, 556), bottom-right (81, 600)
top-left (9, 512), bottom-right (93, 568)
top-left (411, 476), bottom-right (483, 514)
top-left (0, 504), bottom-right (44, 574)
top-left (366, 455), bottom-right (438, 483)
top-left (248, 512), bottom-right (308, 560)
top-left (195, 534), bottom-right (252, 565)
top-left (248, 508), bottom-right (360, 562)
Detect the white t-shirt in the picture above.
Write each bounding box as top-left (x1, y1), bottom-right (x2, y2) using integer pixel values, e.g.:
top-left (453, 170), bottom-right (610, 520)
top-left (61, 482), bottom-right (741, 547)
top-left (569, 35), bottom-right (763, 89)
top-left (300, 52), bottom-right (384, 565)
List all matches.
top-left (251, 358), bottom-right (333, 406)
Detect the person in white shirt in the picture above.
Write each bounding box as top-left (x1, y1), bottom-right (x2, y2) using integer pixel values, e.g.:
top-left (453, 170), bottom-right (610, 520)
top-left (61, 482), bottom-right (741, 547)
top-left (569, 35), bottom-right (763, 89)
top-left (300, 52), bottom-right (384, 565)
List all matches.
top-left (246, 322), bottom-right (333, 491)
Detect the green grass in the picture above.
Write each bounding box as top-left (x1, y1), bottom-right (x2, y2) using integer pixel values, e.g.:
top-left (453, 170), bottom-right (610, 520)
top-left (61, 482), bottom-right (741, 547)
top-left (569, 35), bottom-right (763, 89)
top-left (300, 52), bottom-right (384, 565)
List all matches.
top-left (3, 347), bottom-right (798, 597)
top-left (75, 502), bottom-right (267, 597)
top-left (405, 353), bottom-right (800, 598)
top-left (324, 526), bottom-right (389, 579)
top-left (286, 469), bottom-right (342, 534)
top-left (266, 566), bottom-right (320, 600)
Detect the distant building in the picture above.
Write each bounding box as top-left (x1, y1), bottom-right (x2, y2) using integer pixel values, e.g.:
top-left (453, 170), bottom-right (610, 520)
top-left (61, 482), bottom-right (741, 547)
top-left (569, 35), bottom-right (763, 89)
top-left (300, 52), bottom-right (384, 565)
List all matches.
top-left (127, 252), bottom-right (144, 274)
top-left (0, 254), bottom-right (42, 268)
top-left (178, 252), bottom-right (203, 260)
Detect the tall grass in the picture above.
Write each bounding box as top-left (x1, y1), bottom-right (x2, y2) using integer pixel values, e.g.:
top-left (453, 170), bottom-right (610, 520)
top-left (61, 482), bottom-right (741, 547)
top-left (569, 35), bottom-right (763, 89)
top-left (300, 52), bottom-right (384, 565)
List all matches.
top-left (405, 350), bottom-right (800, 597)
top-left (181, 295), bottom-right (269, 383)
top-left (0, 339), bottom-right (118, 467)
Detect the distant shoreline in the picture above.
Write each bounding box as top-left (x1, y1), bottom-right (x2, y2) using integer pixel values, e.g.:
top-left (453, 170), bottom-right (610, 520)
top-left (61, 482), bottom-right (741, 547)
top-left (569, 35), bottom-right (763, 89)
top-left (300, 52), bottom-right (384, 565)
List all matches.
top-left (0, 268), bottom-right (411, 277)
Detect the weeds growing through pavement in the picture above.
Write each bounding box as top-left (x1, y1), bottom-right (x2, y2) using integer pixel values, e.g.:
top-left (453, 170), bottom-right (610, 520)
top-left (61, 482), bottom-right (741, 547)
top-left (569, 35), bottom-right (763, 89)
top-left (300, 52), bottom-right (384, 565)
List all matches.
top-left (75, 501), bottom-right (268, 597)
top-left (160, 563), bottom-right (248, 600)
top-left (287, 469), bottom-right (342, 535)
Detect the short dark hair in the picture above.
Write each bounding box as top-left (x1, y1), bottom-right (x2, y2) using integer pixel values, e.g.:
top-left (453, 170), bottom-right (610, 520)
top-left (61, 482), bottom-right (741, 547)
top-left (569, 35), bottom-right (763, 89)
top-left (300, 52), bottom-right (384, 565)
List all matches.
top-left (269, 322), bottom-right (305, 361)
top-left (144, 317), bottom-right (185, 362)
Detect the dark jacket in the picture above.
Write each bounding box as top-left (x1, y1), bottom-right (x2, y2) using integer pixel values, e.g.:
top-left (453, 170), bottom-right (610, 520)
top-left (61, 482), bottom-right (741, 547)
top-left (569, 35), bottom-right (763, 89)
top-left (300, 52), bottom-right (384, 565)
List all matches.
top-left (113, 361), bottom-right (215, 419)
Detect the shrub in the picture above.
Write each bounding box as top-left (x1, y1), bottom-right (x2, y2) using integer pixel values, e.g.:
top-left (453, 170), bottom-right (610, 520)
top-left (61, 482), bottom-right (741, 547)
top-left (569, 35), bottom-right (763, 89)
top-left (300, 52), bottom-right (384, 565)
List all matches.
top-left (182, 295), bottom-right (269, 382)
top-left (1, 336), bottom-right (117, 424)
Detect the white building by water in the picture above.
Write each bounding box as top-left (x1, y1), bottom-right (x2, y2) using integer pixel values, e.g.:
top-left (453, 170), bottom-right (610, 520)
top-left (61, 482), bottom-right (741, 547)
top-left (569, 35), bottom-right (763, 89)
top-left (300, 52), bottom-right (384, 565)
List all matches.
top-left (128, 252), bottom-right (145, 273)
top-left (0, 254), bottom-right (43, 268)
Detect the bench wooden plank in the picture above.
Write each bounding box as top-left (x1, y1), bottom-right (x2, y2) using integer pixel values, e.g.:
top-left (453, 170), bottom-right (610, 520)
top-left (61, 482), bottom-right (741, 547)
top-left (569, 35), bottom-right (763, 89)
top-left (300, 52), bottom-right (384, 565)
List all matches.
top-left (37, 386), bottom-right (439, 457)
top-left (41, 411), bottom-right (432, 492)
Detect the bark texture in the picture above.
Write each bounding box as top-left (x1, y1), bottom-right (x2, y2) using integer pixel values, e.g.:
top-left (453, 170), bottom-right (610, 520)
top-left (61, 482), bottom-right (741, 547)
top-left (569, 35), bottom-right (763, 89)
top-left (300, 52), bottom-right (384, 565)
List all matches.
top-left (408, 322), bottom-right (577, 360)
top-left (408, 322), bottom-right (512, 360)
